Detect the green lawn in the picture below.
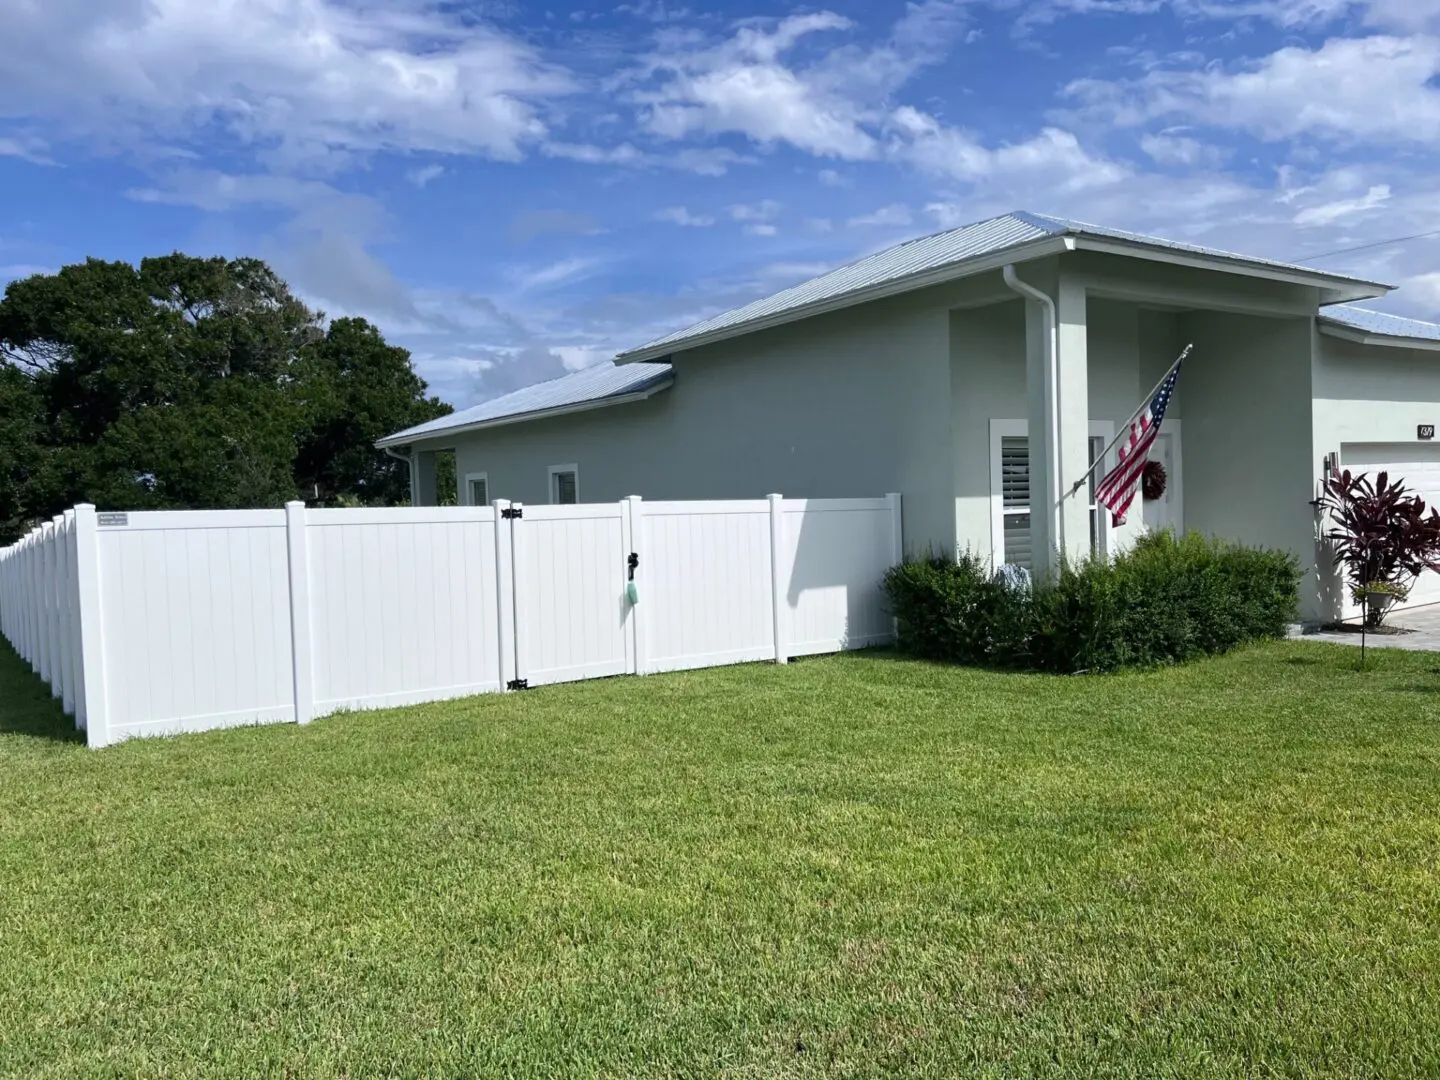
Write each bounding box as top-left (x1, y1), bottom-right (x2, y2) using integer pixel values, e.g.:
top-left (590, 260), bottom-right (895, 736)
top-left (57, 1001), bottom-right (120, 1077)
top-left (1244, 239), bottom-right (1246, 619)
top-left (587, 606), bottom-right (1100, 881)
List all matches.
top-left (2, 641), bottom-right (1439, 1078)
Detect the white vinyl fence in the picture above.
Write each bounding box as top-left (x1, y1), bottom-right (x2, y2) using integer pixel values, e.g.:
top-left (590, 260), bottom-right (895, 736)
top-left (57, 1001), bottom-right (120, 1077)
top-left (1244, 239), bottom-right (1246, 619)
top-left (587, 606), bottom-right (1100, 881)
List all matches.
top-left (0, 494), bottom-right (902, 747)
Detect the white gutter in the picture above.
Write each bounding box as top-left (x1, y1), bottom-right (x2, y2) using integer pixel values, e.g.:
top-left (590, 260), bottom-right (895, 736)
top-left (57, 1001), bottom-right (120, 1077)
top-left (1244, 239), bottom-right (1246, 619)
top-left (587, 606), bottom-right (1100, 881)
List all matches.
top-left (1002, 264), bottom-right (1064, 560)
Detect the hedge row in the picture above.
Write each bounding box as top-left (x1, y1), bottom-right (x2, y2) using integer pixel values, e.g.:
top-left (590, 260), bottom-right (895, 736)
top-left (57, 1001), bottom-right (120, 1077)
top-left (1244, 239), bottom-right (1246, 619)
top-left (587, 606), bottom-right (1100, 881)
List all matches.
top-left (883, 531), bottom-right (1301, 673)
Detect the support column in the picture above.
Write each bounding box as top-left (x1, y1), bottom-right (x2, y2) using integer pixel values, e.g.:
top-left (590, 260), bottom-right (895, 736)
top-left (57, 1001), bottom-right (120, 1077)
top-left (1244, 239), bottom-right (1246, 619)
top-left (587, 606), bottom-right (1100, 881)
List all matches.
top-left (1056, 275), bottom-right (1091, 567)
top-left (414, 450), bottom-right (439, 507)
top-left (1024, 291), bottom-right (1059, 576)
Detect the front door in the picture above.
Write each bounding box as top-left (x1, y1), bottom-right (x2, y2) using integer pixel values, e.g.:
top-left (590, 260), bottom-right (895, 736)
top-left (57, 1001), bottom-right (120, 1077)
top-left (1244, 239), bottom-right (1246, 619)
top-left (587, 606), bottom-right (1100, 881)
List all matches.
top-left (1141, 426), bottom-right (1183, 536)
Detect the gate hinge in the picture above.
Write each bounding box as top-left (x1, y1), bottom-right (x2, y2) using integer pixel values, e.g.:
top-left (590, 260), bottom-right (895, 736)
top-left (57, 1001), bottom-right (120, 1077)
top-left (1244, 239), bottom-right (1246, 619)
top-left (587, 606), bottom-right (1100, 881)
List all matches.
top-left (507, 678), bottom-right (530, 691)
top-left (501, 507), bottom-right (523, 520)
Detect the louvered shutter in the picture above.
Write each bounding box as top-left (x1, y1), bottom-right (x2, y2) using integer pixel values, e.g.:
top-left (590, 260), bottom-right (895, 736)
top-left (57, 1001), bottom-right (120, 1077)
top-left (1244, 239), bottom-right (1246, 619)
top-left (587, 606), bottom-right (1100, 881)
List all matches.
top-left (1000, 436), bottom-right (1031, 569)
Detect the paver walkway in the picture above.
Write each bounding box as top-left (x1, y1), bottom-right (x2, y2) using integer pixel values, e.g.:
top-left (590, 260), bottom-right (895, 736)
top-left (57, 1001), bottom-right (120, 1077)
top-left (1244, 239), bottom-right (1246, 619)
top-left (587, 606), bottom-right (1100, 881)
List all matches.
top-left (1291, 604), bottom-right (1440, 651)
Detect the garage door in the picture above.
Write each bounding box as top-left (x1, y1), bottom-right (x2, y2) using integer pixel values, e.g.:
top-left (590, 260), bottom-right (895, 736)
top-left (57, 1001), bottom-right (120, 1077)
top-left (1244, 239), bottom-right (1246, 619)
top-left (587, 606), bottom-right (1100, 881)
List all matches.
top-left (1340, 444), bottom-right (1440, 609)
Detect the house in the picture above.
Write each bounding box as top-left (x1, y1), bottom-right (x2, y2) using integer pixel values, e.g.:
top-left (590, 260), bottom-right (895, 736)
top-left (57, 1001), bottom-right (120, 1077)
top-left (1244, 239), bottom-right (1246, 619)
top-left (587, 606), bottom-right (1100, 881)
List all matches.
top-left (378, 210), bottom-right (1440, 623)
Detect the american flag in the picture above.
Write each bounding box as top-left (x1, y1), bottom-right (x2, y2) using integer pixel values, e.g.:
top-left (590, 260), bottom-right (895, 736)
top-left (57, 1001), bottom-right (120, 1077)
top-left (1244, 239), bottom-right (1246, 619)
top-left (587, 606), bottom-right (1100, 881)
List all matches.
top-left (1095, 356), bottom-right (1185, 527)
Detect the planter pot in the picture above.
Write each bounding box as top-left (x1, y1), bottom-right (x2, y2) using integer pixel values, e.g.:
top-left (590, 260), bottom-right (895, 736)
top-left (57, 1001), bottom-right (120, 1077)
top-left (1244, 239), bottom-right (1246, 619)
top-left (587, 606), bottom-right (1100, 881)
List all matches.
top-left (1365, 591), bottom-right (1402, 622)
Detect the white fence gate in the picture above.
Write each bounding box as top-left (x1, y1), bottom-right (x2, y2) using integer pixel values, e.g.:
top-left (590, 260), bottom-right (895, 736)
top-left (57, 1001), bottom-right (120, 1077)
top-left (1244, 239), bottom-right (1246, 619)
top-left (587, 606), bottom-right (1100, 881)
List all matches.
top-left (0, 494), bottom-right (902, 748)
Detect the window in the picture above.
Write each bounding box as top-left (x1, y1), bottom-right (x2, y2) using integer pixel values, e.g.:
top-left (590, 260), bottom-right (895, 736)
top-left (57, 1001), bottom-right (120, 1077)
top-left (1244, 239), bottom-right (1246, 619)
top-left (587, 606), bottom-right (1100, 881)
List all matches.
top-left (465, 472), bottom-right (489, 508)
top-left (990, 421), bottom-right (1113, 568)
top-left (548, 464), bottom-right (579, 505)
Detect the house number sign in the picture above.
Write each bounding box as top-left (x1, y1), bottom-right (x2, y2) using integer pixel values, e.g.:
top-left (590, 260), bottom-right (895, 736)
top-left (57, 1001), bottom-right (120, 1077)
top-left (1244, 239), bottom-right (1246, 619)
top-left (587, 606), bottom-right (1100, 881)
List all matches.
top-left (1420, 425), bottom-right (1436, 441)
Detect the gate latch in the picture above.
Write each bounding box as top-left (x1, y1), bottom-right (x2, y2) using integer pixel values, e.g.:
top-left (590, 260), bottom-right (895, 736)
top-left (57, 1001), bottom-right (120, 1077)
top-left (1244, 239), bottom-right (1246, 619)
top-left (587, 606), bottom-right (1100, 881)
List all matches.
top-left (627, 552), bottom-right (639, 580)
top-left (501, 507), bottom-right (523, 520)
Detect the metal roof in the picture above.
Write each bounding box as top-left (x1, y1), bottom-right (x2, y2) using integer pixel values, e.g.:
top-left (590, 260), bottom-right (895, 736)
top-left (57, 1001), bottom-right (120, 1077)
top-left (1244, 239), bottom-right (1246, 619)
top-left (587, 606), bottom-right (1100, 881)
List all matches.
top-left (1319, 305), bottom-right (1440, 344)
top-left (377, 361), bottom-right (673, 447)
top-left (617, 210), bottom-right (1393, 363)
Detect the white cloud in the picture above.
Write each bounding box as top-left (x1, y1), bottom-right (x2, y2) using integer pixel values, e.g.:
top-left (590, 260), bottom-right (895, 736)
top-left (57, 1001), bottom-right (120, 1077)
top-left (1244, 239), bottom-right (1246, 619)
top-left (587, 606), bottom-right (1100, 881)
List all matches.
top-left (728, 199), bottom-right (782, 223)
top-left (1067, 35), bottom-right (1440, 145)
top-left (1293, 183), bottom-right (1391, 226)
top-left (1139, 131), bottom-right (1225, 167)
top-left (0, 134), bottom-right (55, 166)
top-left (890, 106), bottom-right (1128, 190)
top-left (510, 256), bottom-right (604, 292)
top-left (627, 5), bottom-right (972, 161)
top-left (743, 223), bottom-right (779, 237)
top-left (847, 203), bottom-right (913, 227)
top-left (552, 345), bottom-right (610, 371)
top-left (818, 168), bottom-right (850, 187)
top-left (405, 164), bottom-right (446, 188)
top-left (638, 14), bottom-right (877, 159)
top-left (0, 0), bottom-right (573, 166)
top-left (654, 206), bottom-right (716, 226)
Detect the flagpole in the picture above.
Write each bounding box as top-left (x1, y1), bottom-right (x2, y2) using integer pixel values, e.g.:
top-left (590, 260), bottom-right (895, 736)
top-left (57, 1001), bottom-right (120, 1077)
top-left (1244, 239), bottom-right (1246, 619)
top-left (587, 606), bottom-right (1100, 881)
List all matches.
top-left (1064, 343), bottom-right (1192, 499)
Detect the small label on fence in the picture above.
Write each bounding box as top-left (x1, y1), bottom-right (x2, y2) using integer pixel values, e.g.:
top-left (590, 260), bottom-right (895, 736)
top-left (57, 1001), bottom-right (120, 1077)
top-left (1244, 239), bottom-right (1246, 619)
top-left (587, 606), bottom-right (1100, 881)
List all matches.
top-left (97, 513), bottom-right (129, 527)
top-left (1420, 424), bottom-right (1435, 441)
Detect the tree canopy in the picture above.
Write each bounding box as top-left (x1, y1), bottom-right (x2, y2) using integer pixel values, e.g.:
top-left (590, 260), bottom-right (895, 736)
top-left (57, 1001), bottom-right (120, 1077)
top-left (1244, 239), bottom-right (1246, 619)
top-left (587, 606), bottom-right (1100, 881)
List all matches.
top-left (0, 254), bottom-right (450, 542)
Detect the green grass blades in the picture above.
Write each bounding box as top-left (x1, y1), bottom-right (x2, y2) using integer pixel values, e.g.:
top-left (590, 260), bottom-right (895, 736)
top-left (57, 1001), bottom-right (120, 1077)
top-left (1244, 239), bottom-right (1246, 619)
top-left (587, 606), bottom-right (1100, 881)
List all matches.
top-left (1, 640), bottom-right (1438, 1078)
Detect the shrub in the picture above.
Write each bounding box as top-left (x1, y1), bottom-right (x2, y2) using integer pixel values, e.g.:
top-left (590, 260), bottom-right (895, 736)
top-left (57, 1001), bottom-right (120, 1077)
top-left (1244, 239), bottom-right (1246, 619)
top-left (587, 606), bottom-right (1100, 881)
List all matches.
top-left (883, 532), bottom-right (1300, 674)
top-left (1317, 469), bottom-right (1440, 627)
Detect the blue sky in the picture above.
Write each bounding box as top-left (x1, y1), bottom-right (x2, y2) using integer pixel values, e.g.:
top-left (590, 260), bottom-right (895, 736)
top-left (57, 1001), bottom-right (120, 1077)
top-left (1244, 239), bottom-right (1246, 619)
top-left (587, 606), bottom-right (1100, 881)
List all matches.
top-left (3, 0), bottom-right (1440, 407)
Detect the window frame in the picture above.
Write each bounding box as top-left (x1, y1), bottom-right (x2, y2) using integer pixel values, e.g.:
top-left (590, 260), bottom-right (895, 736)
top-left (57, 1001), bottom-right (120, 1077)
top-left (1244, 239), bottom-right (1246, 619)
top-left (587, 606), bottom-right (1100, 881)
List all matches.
top-left (463, 471), bottom-right (489, 508)
top-left (547, 463), bottom-right (579, 505)
top-left (989, 419), bottom-right (1115, 567)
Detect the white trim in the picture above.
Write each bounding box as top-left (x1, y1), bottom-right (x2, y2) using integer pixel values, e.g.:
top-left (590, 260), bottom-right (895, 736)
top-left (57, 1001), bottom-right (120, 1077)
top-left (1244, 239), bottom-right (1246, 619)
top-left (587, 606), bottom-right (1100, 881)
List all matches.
top-left (548, 463), bottom-right (579, 505)
top-left (989, 419), bottom-right (1116, 567)
top-left (464, 472), bottom-right (490, 507)
top-left (375, 378), bottom-right (674, 448)
top-left (1317, 321), bottom-right (1440, 353)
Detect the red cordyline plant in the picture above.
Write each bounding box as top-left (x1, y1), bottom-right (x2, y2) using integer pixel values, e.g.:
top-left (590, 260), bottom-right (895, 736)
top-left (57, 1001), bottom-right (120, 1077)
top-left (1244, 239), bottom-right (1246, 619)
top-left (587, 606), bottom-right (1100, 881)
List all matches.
top-left (1318, 469), bottom-right (1440, 627)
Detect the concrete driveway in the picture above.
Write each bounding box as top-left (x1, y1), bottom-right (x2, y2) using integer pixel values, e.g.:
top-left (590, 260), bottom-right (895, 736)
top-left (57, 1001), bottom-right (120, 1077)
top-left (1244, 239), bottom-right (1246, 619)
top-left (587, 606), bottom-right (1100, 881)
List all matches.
top-left (1291, 604), bottom-right (1440, 651)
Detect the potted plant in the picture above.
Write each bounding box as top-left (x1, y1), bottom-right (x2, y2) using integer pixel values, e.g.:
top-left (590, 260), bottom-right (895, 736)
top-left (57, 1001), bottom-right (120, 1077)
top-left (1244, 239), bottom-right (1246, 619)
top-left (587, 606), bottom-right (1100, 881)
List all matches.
top-left (1318, 469), bottom-right (1440, 628)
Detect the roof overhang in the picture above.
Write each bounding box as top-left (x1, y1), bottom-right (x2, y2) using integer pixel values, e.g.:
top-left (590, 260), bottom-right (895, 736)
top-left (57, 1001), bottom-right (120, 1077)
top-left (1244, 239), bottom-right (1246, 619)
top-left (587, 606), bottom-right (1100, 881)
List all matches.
top-left (616, 234), bottom-right (1393, 365)
top-left (1070, 237), bottom-right (1392, 306)
top-left (615, 235), bottom-right (1074, 364)
top-left (374, 374), bottom-right (675, 449)
top-left (1317, 320), bottom-right (1440, 353)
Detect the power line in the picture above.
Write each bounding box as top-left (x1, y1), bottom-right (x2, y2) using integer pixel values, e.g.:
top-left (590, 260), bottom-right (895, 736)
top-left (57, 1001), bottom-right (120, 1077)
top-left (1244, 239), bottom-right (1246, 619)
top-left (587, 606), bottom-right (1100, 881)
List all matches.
top-left (1290, 228), bottom-right (1440, 264)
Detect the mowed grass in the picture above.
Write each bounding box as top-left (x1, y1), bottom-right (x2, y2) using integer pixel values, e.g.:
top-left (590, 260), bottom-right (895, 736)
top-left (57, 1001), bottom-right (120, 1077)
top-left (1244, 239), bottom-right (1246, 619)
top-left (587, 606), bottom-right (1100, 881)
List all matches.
top-left (2, 641), bottom-right (1439, 1078)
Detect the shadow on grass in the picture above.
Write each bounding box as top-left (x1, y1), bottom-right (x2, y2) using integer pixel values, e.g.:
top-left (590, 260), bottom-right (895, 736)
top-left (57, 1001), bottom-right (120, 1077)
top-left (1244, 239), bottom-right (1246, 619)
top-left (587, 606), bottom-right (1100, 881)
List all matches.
top-left (0, 640), bottom-right (84, 744)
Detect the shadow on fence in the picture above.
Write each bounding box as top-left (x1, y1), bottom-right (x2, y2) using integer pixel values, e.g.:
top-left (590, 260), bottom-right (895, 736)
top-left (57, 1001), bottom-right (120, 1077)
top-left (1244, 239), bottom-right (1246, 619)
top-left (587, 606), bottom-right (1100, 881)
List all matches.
top-left (0, 639), bottom-right (83, 744)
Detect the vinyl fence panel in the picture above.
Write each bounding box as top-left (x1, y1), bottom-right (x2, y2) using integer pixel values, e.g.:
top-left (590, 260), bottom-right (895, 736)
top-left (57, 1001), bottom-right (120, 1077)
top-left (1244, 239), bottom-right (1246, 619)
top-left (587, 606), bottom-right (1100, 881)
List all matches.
top-left (96, 511), bottom-right (296, 742)
top-left (779, 496), bottom-right (902, 657)
top-left (306, 506), bottom-right (505, 714)
top-left (634, 499), bottom-right (776, 674)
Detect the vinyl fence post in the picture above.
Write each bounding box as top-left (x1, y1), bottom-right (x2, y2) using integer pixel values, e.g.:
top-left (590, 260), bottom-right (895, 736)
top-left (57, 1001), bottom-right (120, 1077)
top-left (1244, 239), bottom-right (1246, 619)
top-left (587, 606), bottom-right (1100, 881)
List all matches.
top-left (768, 493), bottom-right (788, 665)
top-left (48, 515), bottom-right (66, 702)
top-left (625, 495), bottom-right (645, 675)
top-left (493, 499), bottom-right (518, 692)
top-left (285, 501), bottom-right (315, 725)
top-left (59, 511), bottom-right (77, 718)
top-left (886, 492), bottom-right (904, 643)
top-left (73, 505), bottom-right (110, 748)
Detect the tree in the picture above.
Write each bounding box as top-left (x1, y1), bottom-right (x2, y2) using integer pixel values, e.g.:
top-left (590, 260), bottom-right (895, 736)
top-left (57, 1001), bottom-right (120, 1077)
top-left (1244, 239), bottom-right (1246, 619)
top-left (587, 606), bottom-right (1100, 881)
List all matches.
top-left (0, 254), bottom-right (450, 542)
top-left (292, 317), bottom-right (451, 506)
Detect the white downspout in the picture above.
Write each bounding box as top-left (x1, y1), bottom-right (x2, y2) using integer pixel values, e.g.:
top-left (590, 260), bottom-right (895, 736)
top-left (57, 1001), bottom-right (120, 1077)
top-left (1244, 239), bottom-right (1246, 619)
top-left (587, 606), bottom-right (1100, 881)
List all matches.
top-left (383, 445), bottom-right (417, 504)
top-left (1002, 264), bottom-right (1064, 559)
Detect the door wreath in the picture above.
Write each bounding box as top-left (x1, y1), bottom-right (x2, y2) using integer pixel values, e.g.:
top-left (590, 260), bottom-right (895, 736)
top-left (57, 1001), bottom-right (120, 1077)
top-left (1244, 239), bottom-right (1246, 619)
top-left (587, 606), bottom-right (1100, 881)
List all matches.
top-left (1141, 460), bottom-right (1167, 501)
